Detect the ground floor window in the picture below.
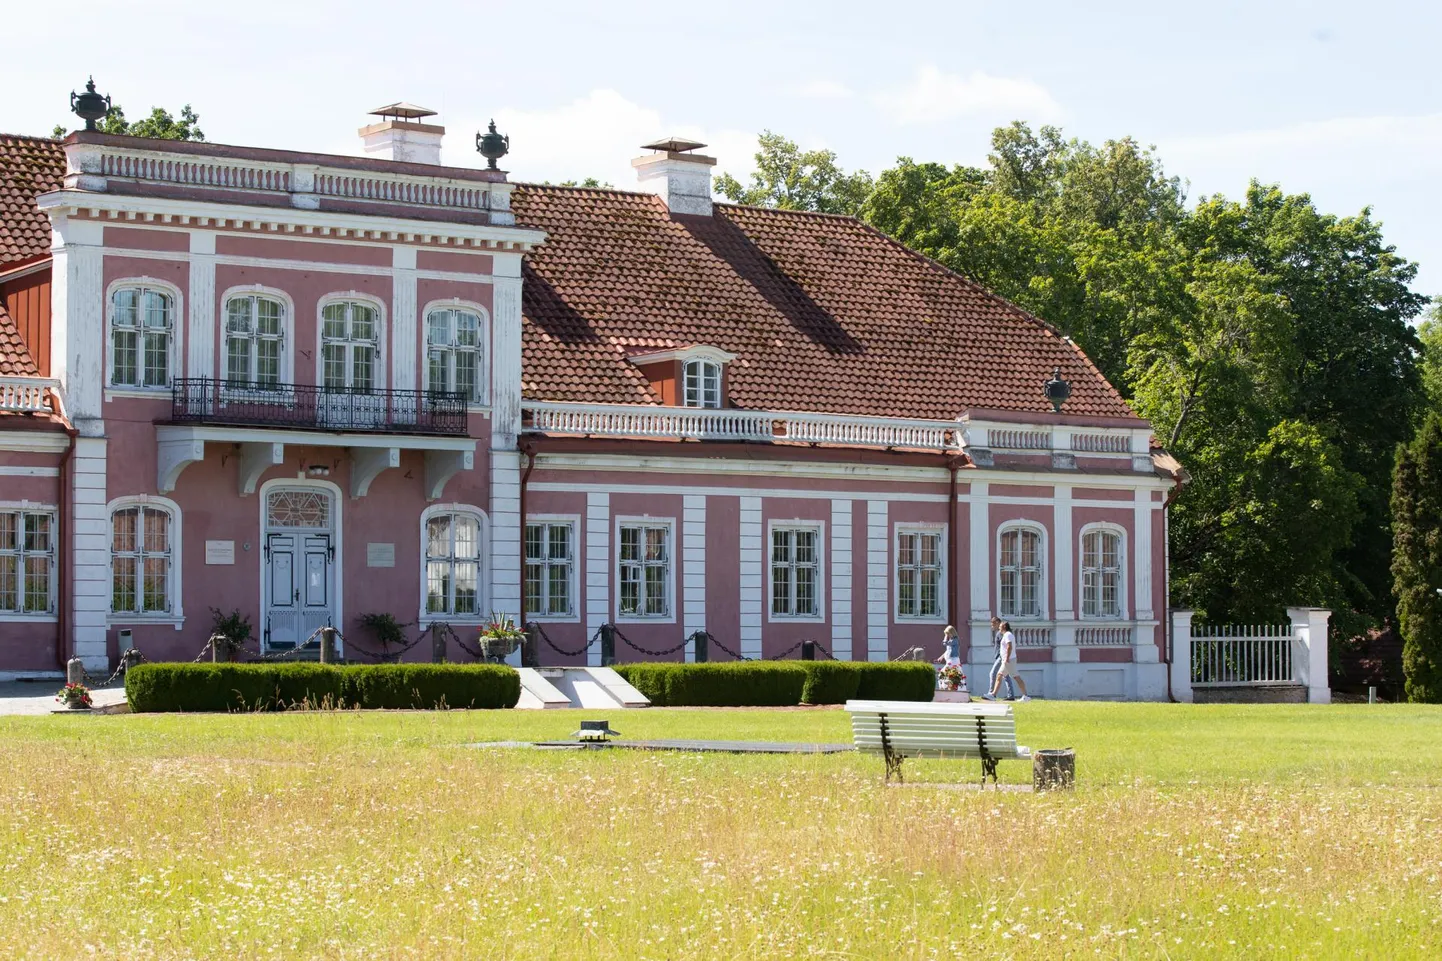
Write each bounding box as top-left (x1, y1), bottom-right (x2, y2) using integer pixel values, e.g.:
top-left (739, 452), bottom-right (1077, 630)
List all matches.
top-left (425, 510), bottom-right (484, 617)
top-left (896, 526), bottom-right (944, 619)
top-left (525, 521), bottom-right (575, 617)
top-left (770, 525), bottom-right (820, 617)
top-left (618, 522), bottom-right (670, 617)
top-left (0, 510), bottom-right (54, 614)
top-left (110, 504), bottom-right (174, 614)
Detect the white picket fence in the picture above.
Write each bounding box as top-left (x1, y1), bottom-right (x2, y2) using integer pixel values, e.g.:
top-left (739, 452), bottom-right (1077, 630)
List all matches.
top-left (1189, 624), bottom-right (1294, 686)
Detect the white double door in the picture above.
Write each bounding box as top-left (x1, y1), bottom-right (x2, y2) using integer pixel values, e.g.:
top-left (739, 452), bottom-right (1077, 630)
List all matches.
top-left (264, 530), bottom-right (335, 650)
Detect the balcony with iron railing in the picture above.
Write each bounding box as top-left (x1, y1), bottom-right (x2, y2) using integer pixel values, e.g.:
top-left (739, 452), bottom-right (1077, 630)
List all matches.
top-left (170, 378), bottom-right (470, 436)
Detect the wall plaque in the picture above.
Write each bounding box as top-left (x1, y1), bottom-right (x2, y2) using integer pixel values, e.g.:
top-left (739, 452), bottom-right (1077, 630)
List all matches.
top-left (205, 540), bottom-right (235, 565)
top-left (367, 543), bottom-right (396, 568)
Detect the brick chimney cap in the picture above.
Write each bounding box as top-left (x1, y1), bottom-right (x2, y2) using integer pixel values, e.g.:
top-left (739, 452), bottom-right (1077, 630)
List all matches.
top-left (370, 102), bottom-right (438, 121)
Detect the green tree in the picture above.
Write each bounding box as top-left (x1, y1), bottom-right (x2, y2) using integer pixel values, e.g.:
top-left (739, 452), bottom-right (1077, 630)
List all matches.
top-left (54, 103), bottom-right (204, 141)
top-left (714, 131), bottom-right (873, 216)
top-left (1391, 413), bottom-right (1442, 701)
top-left (1419, 300), bottom-right (1442, 412)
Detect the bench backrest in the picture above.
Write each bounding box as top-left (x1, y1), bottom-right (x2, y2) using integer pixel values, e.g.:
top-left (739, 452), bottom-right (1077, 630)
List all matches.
top-left (844, 699), bottom-right (1023, 758)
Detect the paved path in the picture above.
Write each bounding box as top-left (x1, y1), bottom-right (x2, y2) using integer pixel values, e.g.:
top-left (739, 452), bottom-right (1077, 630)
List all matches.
top-left (0, 681), bottom-right (128, 716)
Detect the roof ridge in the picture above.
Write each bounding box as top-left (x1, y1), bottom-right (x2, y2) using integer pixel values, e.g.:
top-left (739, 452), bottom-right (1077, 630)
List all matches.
top-left (0, 133), bottom-right (62, 144)
top-left (713, 201), bottom-right (863, 222)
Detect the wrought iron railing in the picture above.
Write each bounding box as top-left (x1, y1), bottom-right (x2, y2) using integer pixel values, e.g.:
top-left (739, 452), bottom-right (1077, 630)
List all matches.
top-left (170, 378), bottom-right (469, 435)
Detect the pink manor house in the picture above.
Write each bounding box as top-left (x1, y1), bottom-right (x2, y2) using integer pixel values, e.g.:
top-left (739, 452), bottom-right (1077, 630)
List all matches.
top-left (0, 100), bottom-right (1185, 699)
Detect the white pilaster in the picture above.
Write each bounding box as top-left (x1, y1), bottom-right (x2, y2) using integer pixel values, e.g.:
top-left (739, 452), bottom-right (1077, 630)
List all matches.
top-left (1053, 484), bottom-right (1077, 661)
top-left (1287, 607), bottom-right (1333, 704)
top-left (585, 492), bottom-right (610, 667)
top-left (187, 231), bottom-right (216, 380)
top-left (72, 437), bottom-right (109, 670)
top-left (1134, 488), bottom-right (1154, 620)
top-left (50, 217), bottom-right (105, 434)
top-left (967, 480), bottom-right (991, 664)
top-left (489, 450), bottom-right (522, 623)
top-left (739, 496), bottom-right (763, 658)
top-left (830, 499), bottom-right (853, 660)
top-left (490, 257), bottom-right (524, 451)
top-left (682, 494), bottom-right (707, 662)
top-left (391, 245), bottom-right (418, 391)
top-left (866, 500), bottom-right (888, 661)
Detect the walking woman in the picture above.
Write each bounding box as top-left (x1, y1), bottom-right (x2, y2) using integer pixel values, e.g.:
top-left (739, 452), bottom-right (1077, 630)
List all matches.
top-left (935, 625), bottom-right (961, 669)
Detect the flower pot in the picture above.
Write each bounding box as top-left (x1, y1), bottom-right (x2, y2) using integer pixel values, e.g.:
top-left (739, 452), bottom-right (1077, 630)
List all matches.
top-left (65, 699), bottom-right (91, 710)
top-left (480, 636), bottom-right (518, 661)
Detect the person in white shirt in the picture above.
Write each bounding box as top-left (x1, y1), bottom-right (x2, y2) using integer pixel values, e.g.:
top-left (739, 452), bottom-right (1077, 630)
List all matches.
top-left (982, 620), bottom-right (1030, 702)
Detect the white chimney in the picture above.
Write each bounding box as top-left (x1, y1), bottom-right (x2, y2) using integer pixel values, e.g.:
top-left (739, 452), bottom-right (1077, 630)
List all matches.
top-left (359, 103), bottom-right (444, 165)
top-left (633, 137), bottom-right (715, 216)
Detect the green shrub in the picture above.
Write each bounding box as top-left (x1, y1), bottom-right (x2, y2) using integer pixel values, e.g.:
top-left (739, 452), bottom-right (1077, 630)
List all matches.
top-left (614, 662), bottom-right (807, 707)
top-left (854, 662), bottom-right (937, 701)
top-left (125, 663), bottom-right (520, 712)
top-left (612, 663), bottom-right (674, 706)
top-left (799, 661), bottom-right (862, 704)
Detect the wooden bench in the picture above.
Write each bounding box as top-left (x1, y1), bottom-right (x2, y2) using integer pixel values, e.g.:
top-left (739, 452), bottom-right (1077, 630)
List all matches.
top-left (845, 699), bottom-right (1032, 785)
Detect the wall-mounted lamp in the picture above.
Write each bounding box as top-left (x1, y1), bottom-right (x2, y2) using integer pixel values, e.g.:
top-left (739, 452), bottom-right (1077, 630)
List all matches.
top-left (307, 465), bottom-right (331, 478)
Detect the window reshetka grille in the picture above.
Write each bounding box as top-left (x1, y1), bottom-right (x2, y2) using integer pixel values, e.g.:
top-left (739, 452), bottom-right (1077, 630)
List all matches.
top-left (897, 529), bottom-right (943, 618)
top-left (525, 522), bottom-right (574, 617)
top-left (771, 527), bottom-right (819, 617)
top-left (0, 510), bottom-right (54, 615)
top-left (619, 523), bottom-right (670, 617)
top-left (110, 286), bottom-right (173, 388)
top-left (999, 527), bottom-right (1042, 618)
top-left (425, 512), bottom-right (482, 616)
top-left (110, 505), bottom-right (172, 615)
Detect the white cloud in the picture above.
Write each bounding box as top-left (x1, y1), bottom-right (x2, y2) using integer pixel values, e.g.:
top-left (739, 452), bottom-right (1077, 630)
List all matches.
top-left (873, 65), bottom-right (1061, 125)
top-left (795, 79), bottom-right (854, 100)
top-left (439, 89), bottom-right (758, 190)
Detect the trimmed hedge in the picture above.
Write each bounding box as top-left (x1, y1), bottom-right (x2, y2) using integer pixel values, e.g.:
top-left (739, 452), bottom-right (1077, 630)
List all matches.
top-left (613, 660), bottom-right (934, 707)
top-left (125, 663), bottom-right (521, 712)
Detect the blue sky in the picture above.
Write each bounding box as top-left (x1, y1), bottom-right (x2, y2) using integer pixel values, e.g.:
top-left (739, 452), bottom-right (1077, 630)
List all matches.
top-left (4, 0), bottom-right (1437, 296)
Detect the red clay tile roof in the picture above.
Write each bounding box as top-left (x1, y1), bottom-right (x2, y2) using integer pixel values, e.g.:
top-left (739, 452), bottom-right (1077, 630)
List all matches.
top-left (0, 135), bottom-right (64, 266)
top-left (511, 186), bottom-right (1136, 420)
top-left (0, 301), bottom-right (40, 376)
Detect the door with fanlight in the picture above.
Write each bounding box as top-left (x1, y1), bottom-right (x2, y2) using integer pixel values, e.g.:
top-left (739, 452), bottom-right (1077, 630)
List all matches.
top-left (262, 488), bottom-right (336, 651)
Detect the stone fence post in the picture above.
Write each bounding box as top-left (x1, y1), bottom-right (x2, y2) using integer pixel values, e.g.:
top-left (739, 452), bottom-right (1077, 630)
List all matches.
top-left (1169, 610), bottom-right (1194, 703)
top-left (1286, 607), bottom-right (1332, 704)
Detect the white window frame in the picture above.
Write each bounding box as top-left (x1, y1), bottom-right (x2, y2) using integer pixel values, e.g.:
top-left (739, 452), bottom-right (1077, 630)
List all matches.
top-left (767, 520), bottom-right (825, 621)
top-left (0, 503), bottom-right (58, 620)
top-left (423, 299), bottom-right (490, 407)
top-left (997, 523), bottom-right (1048, 620)
top-left (317, 294), bottom-right (387, 391)
top-left (221, 286), bottom-right (293, 387)
top-left (524, 515), bottom-right (579, 622)
top-left (418, 504), bottom-right (489, 625)
top-left (106, 278), bottom-right (182, 392)
top-left (106, 495), bottom-right (184, 625)
top-left (1079, 522), bottom-right (1127, 620)
top-left (682, 358), bottom-right (722, 409)
top-left (613, 516), bottom-right (676, 623)
top-left (894, 523), bottom-right (947, 623)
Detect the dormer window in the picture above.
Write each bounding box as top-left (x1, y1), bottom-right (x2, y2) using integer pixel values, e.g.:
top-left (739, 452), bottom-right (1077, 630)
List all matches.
top-left (683, 359), bottom-right (721, 408)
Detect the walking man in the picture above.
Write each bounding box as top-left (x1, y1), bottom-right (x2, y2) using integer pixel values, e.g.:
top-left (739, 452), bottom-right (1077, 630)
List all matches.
top-left (987, 616), bottom-right (1016, 700)
top-left (983, 619), bottom-right (1030, 702)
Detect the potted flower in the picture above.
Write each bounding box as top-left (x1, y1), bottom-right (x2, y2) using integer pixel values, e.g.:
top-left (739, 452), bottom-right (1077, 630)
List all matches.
top-left (478, 613), bottom-right (525, 662)
top-left (55, 682), bottom-right (93, 710)
top-left (938, 663), bottom-right (967, 692)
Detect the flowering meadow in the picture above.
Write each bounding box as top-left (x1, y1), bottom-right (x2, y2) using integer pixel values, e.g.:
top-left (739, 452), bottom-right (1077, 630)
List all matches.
top-left (1, 703), bottom-right (1438, 959)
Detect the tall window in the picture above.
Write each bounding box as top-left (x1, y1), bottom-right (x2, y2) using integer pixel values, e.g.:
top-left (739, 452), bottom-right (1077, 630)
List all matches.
top-left (525, 521), bottom-right (574, 617)
top-left (110, 505), bottom-right (173, 614)
top-left (109, 285), bottom-right (173, 388)
top-left (771, 526), bottom-right (820, 617)
top-left (999, 526), bottom-right (1043, 618)
top-left (225, 294), bottom-right (285, 386)
top-left (425, 511), bottom-right (483, 617)
top-left (682, 359), bottom-right (721, 408)
top-left (896, 528), bottom-right (943, 618)
top-left (618, 522), bottom-right (670, 617)
top-left (321, 301), bottom-right (379, 391)
top-left (0, 510), bottom-right (54, 615)
top-left (1081, 528), bottom-right (1123, 618)
top-left (427, 308), bottom-right (486, 403)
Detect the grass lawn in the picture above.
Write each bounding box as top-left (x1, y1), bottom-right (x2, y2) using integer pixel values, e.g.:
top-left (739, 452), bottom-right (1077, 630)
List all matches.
top-left (2, 702), bottom-right (1440, 959)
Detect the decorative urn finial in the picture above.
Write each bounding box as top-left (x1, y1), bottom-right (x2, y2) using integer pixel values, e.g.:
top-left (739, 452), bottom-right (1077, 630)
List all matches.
top-left (475, 119), bottom-right (510, 170)
top-left (1043, 366), bottom-right (1071, 413)
top-left (70, 77), bottom-right (111, 131)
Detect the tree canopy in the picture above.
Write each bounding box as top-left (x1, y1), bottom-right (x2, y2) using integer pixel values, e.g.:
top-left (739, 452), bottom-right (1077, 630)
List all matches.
top-left (54, 103), bottom-right (205, 141)
top-left (1392, 413), bottom-right (1442, 701)
top-left (733, 124), bottom-right (1429, 630)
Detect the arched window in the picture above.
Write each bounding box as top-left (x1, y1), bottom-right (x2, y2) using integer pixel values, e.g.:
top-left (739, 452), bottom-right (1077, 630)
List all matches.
top-left (998, 525), bottom-right (1044, 618)
top-left (426, 306), bottom-right (487, 403)
top-left (0, 507), bottom-right (55, 616)
top-left (225, 293), bottom-right (286, 387)
top-left (423, 507), bottom-right (487, 618)
top-left (321, 300), bottom-right (380, 391)
top-left (682, 359), bottom-right (721, 408)
top-left (109, 499), bottom-right (179, 616)
top-left (109, 284), bottom-right (174, 388)
top-left (1081, 526), bottom-right (1124, 618)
